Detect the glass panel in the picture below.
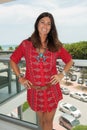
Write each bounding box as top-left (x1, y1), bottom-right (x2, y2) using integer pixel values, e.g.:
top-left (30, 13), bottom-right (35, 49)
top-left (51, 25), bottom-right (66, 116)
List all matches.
top-left (0, 61), bottom-right (25, 104)
top-left (7, 105), bottom-right (37, 124)
top-left (0, 57), bottom-right (37, 125)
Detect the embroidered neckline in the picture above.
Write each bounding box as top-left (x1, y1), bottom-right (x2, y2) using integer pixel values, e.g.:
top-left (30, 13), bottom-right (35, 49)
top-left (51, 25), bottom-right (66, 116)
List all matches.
top-left (35, 47), bottom-right (47, 62)
top-left (36, 53), bottom-right (46, 62)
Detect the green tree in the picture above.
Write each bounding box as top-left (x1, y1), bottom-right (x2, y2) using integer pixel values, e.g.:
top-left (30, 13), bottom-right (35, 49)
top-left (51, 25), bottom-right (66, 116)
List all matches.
top-left (0, 46), bottom-right (3, 50)
top-left (8, 46), bottom-right (14, 50)
top-left (64, 41), bottom-right (87, 59)
top-left (72, 125), bottom-right (87, 130)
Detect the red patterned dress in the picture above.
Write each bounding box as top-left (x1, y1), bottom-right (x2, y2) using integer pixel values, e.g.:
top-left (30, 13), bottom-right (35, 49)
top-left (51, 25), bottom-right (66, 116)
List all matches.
top-left (10, 40), bottom-right (72, 112)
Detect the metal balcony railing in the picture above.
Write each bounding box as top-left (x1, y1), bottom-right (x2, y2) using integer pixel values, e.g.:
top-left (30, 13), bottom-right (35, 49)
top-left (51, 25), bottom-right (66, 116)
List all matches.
top-left (0, 114), bottom-right (39, 130)
top-left (0, 54), bottom-right (40, 130)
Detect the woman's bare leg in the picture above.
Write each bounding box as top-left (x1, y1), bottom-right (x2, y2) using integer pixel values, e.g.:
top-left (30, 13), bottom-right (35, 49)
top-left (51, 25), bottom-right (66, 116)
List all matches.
top-left (43, 109), bottom-right (56, 130)
top-left (37, 111), bottom-right (44, 129)
top-left (37, 109), bottom-right (56, 130)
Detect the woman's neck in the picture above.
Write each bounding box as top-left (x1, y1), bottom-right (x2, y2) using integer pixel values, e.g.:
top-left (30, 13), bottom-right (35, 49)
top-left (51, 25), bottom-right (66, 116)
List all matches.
top-left (41, 39), bottom-right (48, 49)
top-left (40, 35), bottom-right (47, 44)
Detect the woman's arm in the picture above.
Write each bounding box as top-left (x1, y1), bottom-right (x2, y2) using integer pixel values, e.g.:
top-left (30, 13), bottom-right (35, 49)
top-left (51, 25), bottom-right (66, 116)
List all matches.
top-left (10, 59), bottom-right (32, 88)
top-left (10, 59), bottom-right (21, 77)
top-left (62, 59), bottom-right (73, 74)
top-left (50, 59), bottom-right (73, 85)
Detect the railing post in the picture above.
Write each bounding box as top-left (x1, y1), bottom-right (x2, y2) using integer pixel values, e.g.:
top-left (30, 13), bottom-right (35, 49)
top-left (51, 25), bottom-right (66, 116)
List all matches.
top-left (18, 106), bottom-right (23, 120)
top-left (8, 62), bottom-right (12, 93)
top-left (16, 76), bottom-right (21, 93)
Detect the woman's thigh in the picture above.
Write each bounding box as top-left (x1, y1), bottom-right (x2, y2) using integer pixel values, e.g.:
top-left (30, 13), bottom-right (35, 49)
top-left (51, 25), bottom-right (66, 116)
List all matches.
top-left (37, 111), bottom-right (44, 121)
top-left (37, 109), bottom-right (56, 122)
top-left (44, 109), bottom-right (56, 121)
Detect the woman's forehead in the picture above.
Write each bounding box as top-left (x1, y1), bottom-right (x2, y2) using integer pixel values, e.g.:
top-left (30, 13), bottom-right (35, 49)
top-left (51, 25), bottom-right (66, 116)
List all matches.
top-left (40, 17), bottom-right (51, 22)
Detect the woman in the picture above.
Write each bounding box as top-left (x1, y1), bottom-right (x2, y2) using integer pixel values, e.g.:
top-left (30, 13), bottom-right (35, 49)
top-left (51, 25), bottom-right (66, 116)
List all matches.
top-left (10, 12), bottom-right (73, 130)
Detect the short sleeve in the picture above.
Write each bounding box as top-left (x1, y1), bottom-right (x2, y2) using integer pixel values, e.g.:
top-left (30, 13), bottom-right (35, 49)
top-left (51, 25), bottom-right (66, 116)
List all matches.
top-left (10, 41), bottom-right (25, 64)
top-left (58, 47), bottom-right (72, 63)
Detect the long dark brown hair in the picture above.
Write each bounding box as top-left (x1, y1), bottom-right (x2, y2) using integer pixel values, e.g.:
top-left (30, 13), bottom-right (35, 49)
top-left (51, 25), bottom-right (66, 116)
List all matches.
top-left (28, 12), bottom-right (63, 52)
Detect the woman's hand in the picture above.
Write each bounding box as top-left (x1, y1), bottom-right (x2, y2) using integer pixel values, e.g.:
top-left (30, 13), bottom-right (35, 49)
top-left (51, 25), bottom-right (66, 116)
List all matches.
top-left (50, 73), bottom-right (64, 85)
top-left (18, 77), bottom-right (33, 89)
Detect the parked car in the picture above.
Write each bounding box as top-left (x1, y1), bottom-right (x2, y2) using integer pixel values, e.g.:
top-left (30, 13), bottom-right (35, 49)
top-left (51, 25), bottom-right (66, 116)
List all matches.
top-left (59, 102), bottom-right (81, 118)
top-left (64, 76), bottom-right (70, 80)
top-left (75, 68), bottom-right (80, 72)
top-left (71, 75), bottom-right (77, 81)
top-left (60, 87), bottom-right (70, 95)
top-left (59, 113), bottom-right (80, 130)
top-left (78, 77), bottom-right (84, 84)
top-left (85, 80), bottom-right (87, 86)
top-left (70, 92), bottom-right (87, 102)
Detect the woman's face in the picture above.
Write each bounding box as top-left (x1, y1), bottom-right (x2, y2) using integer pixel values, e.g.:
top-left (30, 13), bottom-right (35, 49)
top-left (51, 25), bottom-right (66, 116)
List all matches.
top-left (38, 17), bottom-right (51, 37)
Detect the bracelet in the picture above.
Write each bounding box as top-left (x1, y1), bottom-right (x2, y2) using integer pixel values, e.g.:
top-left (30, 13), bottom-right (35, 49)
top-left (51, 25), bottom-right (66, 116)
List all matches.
top-left (17, 73), bottom-right (24, 79)
top-left (62, 70), bottom-right (66, 76)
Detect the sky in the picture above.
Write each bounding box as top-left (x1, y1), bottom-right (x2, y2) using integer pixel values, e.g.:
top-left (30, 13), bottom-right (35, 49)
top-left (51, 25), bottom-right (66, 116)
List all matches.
top-left (0, 0), bottom-right (87, 45)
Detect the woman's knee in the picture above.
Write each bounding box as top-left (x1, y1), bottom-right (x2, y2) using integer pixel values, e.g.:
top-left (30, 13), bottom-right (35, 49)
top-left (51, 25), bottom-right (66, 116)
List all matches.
top-left (43, 110), bottom-right (56, 125)
top-left (43, 116), bottom-right (53, 125)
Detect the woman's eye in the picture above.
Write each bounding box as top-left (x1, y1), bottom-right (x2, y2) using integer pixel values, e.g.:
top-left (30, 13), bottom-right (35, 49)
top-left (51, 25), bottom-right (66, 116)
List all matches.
top-left (40, 21), bottom-right (44, 24)
top-left (48, 23), bottom-right (51, 26)
top-left (40, 21), bottom-right (51, 25)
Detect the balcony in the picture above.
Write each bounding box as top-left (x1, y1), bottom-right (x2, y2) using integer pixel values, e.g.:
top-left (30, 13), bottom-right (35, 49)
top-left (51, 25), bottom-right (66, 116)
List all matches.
top-left (0, 52), bottom-right (87, 130)
top-left (0, 54), bottom-right (40, 130)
